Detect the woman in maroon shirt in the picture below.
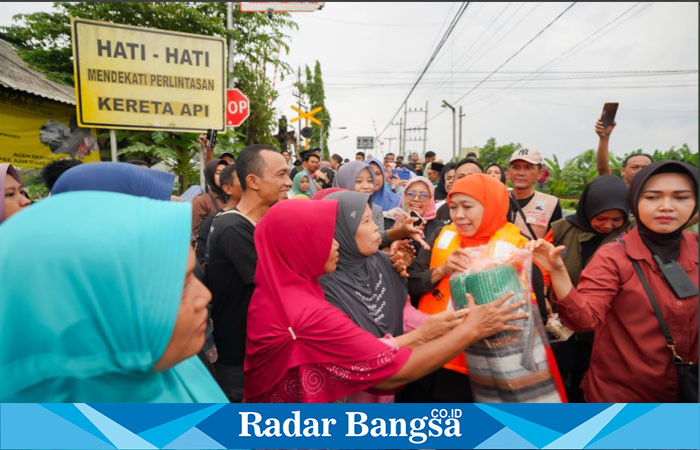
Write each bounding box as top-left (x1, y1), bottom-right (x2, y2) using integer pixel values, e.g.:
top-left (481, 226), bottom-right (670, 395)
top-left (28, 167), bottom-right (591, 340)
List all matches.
top-left (530, 161), bottom-right (698, 402)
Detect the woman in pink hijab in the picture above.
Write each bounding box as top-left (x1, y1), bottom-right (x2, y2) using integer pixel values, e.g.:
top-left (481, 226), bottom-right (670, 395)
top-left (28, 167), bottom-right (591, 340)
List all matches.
top-left (244, 198), bottom-right (528, 403)
top-left (1, 164), bottom-right (31, 224)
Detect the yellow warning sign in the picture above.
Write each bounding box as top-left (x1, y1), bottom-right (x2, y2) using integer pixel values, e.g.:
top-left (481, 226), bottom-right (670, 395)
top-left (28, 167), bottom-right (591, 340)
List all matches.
top-left (71, 17), bottom-right (226, 132)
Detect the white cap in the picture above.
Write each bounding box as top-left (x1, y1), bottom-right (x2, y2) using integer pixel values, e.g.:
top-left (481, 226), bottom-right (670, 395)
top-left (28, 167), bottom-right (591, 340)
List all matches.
top-left (509, 147), bottom-right (543, 165)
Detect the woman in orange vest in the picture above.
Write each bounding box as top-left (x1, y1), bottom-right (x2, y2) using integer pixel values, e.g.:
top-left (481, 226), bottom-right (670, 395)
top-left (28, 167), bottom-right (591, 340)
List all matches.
top-left (399, 174), bottom-right (560, 402)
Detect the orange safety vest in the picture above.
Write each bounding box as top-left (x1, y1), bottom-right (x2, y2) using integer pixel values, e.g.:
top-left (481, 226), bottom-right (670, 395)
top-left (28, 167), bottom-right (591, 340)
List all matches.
top-left (418, 222), bottom-right (528, 375)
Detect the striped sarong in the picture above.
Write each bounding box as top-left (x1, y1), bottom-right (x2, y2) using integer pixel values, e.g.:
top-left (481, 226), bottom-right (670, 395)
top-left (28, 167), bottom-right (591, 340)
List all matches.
top-left (450, 263), bottom-right (562, 403)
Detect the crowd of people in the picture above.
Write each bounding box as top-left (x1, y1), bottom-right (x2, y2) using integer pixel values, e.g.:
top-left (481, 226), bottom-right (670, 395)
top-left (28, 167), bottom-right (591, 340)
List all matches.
top-left (0, 119), bottom-right (697, 404)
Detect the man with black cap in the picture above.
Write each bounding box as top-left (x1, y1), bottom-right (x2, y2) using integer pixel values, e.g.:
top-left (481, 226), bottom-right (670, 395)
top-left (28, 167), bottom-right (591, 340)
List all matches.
top-left (507, 147), bottom-right (562, 240)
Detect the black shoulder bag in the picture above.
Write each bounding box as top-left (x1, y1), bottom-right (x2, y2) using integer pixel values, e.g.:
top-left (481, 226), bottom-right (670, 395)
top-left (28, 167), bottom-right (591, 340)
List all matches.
top-left (621, 242), bottom-right (698, 402)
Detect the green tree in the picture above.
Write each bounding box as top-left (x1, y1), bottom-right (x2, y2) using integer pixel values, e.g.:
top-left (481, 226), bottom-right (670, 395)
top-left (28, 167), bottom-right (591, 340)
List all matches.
top-left (1, 2), bottom-right (297, 185)
top-left (115, 128), bottom-right (244, 193)
top-left (478, 137), bottom-right (521, 167)
top-left (304, 61), bottom-right (331, 159)
top-left (649, 143), bottom-right (698, 166)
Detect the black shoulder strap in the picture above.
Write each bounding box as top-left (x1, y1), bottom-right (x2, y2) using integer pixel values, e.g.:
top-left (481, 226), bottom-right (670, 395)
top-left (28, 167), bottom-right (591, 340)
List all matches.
top-left (208, 192), bottom-right (219, 210)
top-left (509, 193), bottom-right (538, 240)
top-left (620, 241), bottom-right (684, 362)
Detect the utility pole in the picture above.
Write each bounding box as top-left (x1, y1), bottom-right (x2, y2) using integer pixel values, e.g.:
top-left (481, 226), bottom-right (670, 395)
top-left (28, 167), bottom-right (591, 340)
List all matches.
top-left (442, 100), bottom-right (456, 161)
top-left (297, 67), bottom-right (301, 152)
top-left (402, 104), bottom-right (429, 158)
top-left (384, 137), bottom-right (396, 153)
top-left (402, 103), bottom-right (408, 158)
top-left (452, 109), bottom-right (456, 161)
top-left (292, 66), bottom-right (305, 156)
top-left (458, 106), bottom-right (465, 158)
top-left (398, 117), bottom-right (403, 157)
top-left (227, 2), bottom-right (234, 89)
top-left (423, 101), bottom-right (428, 156)
top-left (320, 121), bottom-right (324, 155)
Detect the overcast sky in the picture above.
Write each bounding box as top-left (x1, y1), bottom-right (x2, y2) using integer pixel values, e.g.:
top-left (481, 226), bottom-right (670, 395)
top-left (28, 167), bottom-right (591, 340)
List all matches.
top-left (3, 2), bottom-right (698, 163)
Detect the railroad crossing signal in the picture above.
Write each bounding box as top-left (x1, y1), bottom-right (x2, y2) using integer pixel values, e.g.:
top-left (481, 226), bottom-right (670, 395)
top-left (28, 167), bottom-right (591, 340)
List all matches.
top-left (290, 105), bottom-right (322, 125)
top-left (290, 105), bottom-right (323, 150)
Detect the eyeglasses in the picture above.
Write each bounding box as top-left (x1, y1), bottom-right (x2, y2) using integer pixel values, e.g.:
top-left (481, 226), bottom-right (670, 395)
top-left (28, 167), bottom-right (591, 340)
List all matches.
top-left (405, 191), bottom-right (430, 200)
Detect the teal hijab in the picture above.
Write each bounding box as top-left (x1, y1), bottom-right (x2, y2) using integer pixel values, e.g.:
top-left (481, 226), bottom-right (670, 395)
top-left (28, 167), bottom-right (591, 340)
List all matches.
top-left (291, 171), bottom-right (311, 197)
top-left (0, 191), bottom-right (227, 403)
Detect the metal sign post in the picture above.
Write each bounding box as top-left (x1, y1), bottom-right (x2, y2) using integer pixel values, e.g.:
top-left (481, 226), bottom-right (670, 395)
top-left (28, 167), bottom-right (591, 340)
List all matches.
top-left (109, 129), bottom-right (117, 162)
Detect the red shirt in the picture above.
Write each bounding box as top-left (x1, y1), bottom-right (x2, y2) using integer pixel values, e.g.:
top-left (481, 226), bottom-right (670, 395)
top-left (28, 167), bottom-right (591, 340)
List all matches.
top-left (555, 226), bottom-right (698, 403)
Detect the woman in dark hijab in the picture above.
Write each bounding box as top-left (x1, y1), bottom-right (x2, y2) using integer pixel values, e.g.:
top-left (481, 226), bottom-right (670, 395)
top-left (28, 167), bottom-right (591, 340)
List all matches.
top-left (320, 191), bottom-right (408, 338)
top-left (531, 161), bottom-right (698, 402)
top-left (191, 158), bottom-right (228, 244)
top-left (319, 191), bottom-right (472, 402)
top-left (546, 175), bottom-right (630, 284)
top-left (434, 162), bottom-right (456, 201)
top-left (334, 161), bottom-right (429, 250)
top-left (543, 174), bottom-right (630, 402)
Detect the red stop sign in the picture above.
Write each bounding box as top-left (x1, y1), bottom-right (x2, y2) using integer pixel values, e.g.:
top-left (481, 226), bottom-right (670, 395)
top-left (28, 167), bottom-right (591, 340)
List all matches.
top-left (226, 89), bottom-right (250, 127)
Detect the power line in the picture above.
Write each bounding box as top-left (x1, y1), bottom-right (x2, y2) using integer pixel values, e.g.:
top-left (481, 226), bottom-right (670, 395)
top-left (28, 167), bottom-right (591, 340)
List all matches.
top-left (322, 68), bottom-right (692, 75)
top-left (433, 2), bottom-right (577, 121)
top-left (551, 3), bottom-right (653, 67)
top-left (320, 83), bottom-right (698, 91)
top-left (425, 2), bottom-right (537, 100)
top-left (321, 71), bottom-right (698, 87)
top-left (518, 99), bottom-right (699, 114)
top-left (417, 2), bottom-right (459, 70)
top-left (277, 70), bottom-right (697, 93)
top-left (418, 2), bottom-right (486, 75)
top-left (462, 2), bottom-right (652, 119)
top-left (377, 2), bottom-right (470, 138)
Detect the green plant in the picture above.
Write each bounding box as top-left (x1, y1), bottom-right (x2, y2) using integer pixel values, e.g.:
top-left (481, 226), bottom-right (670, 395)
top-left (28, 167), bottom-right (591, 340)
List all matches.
top-left (478, 137), bottom-right (521, 168)
top-left (16, 168), bottom-right (49, 200)
top-left (559, 199), bottom-right (579, 211)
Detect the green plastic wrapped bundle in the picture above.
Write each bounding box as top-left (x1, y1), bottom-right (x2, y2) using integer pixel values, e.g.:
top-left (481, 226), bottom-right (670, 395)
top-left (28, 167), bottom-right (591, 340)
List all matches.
top-left (449, 264), bottom-right (523, 308)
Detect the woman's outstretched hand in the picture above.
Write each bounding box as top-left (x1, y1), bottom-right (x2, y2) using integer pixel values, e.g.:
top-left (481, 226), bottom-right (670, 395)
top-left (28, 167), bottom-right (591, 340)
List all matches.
top-left (460, 292), bottom-right (528, 341)
top-left (525, 239), bottom-right (567, 273)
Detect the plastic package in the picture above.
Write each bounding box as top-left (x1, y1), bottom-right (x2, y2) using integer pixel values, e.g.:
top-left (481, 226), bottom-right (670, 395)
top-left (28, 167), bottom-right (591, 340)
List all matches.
top-left (449, 240), bottom-right (564, 403)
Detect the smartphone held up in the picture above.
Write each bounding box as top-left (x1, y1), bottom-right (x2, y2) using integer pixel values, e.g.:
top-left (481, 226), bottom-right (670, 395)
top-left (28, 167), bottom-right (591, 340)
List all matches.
top-left (600, 102), bottom-right (619, 127)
